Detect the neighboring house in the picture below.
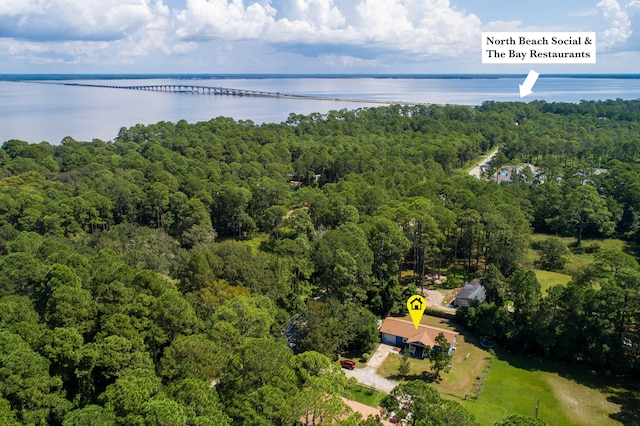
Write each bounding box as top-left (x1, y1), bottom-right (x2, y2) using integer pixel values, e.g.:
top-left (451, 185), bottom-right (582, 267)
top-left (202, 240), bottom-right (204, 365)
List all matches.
top-left (494, 167), bottom-right (514, 185)
top-left (454, 278), bottom-right (486, 308)
top-left (576, 167), bottom-right (608, 185)
top-left (520, 163), bottom-right (543, 179)
top-left (380, 317), bottom-right (458, 359)
top-left (490, 163), bottom-right (544, 185)
top-left (594, 168), bottom-right (608, 175)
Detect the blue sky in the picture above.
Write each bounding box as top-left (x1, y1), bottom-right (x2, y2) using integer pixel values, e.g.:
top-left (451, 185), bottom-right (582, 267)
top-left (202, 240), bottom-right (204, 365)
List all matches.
top-left (0, 0), bottom-right (638, 74)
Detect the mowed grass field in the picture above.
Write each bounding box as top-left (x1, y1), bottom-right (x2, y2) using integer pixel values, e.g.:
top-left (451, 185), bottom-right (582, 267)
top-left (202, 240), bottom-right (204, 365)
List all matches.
top-left (528, 235), bottom-right (636, 293)
top-left (378, 315), bottom-right (635, 426)
top-left (343, 383), bottom-right (386, 408)
top-left (534, 270), bottom-right (572, 294)
top-left (459, 352), bottom-right (628, 426)
top-left (528, 235), bottom-right (631, 271)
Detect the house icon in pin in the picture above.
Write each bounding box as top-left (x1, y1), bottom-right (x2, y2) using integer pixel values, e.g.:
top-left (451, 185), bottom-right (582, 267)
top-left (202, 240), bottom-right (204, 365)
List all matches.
top-left (409, 296), bottom-right (423, 311)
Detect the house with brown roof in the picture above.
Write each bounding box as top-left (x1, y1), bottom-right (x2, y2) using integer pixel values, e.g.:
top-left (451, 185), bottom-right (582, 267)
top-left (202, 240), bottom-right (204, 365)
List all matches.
top-left (380, 317), bottom-right (458, 359)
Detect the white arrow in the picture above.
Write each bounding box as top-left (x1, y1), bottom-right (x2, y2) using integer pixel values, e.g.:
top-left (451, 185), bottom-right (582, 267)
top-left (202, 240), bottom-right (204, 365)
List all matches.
top-left (519, 69), bottom-right (539, 98)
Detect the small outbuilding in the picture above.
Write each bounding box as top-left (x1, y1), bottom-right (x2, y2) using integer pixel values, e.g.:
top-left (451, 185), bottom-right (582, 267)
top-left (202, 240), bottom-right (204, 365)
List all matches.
top-left (454, 278), bottom-right (486, 308)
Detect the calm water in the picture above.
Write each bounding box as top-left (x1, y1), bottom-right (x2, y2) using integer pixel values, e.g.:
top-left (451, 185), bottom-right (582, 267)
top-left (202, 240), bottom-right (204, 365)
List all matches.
top-left (1, 75), bottom-right (640, 144)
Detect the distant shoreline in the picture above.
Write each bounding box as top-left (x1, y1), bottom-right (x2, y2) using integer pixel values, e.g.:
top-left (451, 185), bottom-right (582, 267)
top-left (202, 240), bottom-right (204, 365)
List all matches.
top-left (2, 73), bottom-right (640, 81)
top-left (4, 74), bottom-right (640, 144)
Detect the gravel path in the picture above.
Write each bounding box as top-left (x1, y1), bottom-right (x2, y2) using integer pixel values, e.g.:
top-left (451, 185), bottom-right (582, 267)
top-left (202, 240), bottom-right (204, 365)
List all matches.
top-left (425, 289), bottom-right (457, 314)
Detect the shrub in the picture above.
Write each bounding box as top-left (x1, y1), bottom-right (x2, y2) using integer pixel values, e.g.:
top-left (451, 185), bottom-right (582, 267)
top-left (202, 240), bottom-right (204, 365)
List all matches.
top-left (538, 237), bottom-right (571, 271)
top-left (584, 243), bottom-right (601, 253)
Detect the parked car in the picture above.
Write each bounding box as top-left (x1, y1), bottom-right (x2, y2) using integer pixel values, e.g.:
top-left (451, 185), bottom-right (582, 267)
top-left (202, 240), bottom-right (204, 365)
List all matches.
top-left (339, 359), bottom-right (356, 370)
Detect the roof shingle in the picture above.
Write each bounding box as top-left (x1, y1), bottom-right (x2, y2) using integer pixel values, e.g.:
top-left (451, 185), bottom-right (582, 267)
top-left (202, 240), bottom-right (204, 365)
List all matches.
top-left (380, 317), bottom-right (457, 347)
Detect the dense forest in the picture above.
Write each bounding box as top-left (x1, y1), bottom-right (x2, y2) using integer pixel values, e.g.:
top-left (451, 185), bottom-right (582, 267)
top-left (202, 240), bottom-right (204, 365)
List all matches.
top-left (0, 99), bottom-right (639, 424)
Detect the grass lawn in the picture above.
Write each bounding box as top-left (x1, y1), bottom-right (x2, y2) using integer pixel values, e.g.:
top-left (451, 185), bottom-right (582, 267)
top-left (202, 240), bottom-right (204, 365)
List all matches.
top-left (534, 270), bottom-right (572, 294)
top-left (378, 352), bottom-right (429, 380)
top-left (529, 234), bottom-right (637, 292)
top-left (529, 234), bottom-right (631, 272)
top-left (458, 351), bottom-right (630, 426)
top-left (343, 383), bottom-right (386, 408)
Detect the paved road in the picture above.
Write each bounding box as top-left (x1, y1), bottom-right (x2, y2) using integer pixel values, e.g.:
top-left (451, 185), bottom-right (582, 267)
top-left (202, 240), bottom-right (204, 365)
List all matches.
top-left (469, 148), bottom-right (499, 179)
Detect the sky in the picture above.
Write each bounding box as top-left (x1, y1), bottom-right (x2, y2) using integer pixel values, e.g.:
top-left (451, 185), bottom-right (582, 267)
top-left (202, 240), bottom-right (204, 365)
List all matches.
top-left (0, 0), bottom-right (638, 74)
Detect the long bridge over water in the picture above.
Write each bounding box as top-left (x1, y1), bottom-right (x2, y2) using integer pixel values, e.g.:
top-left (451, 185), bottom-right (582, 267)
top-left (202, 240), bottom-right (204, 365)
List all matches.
top-left (61, 82), bottom-right (294, 98)
top-left (37, 81), bottom-right (405, 105)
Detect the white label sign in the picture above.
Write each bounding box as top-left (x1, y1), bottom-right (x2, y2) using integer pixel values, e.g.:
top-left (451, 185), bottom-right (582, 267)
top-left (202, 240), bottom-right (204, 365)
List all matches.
top-left (482, 32), bottom-right (596, 64)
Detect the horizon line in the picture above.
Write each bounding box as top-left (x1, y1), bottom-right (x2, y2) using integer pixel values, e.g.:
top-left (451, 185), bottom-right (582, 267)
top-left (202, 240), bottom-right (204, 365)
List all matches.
top-left (2, 73), bottom-right (640, 79)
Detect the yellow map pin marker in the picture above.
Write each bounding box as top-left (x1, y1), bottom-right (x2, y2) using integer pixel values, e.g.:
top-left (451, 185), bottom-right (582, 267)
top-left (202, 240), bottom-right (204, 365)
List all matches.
top-left (407, 295), bottom-right (426, 329)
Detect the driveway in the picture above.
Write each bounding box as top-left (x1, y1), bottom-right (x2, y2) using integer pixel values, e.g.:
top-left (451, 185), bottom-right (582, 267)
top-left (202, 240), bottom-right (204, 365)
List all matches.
top-left (425, 289), bottom-right (457, 314)
top-left (343, 344), bottom-right (400, 393)
top-left (368, 343), bottom-right (400, 368)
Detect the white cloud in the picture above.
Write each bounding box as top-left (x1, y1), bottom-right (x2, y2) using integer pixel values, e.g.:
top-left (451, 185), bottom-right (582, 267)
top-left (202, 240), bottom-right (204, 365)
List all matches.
top-left (354, 0), bottom-right (413, 42)
top-left (174, 0), bottom-right (481, 58)
top-left (628, 0), bottom-right (640, 11)
top-left (172, 41), bottom-right (199, 55)
top-left (568, 8), bottom-right (600, 17)
top-left (0, 0), bottom-right (485, 69)
top-left (0, 0), bottom-right (176, 66)
top-left (0, 38), bottom-right (112, 65)
top-left (175, 0), bottom-right (277, 40)
top-left (0, 0), bottom-right (43, 16)
top-left (5, 0), bottom-right (638, 72)
top-left (412, 0), bottom-right (481, 54)
top-left (0, 0), bottom-right (167, 42)
top-left (321, 53), bottom-right (384, 70)
top-left (287, 0), bottom-right (346, 28)
top-left (597, 0), bottom-right (632, 48)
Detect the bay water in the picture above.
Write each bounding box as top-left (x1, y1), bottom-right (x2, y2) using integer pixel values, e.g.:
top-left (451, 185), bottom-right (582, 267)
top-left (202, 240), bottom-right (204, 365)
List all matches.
top-left (1, 74), bottom-right (639, 144)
